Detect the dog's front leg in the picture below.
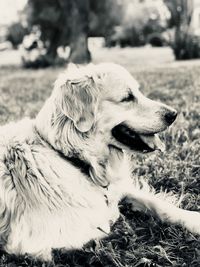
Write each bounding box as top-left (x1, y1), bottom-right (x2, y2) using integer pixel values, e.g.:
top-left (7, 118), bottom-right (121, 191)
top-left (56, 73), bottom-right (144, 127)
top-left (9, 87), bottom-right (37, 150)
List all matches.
top-left (105, 147), bottom-right (200, 235)
top-left (125, 188), bottom-right (200, 235)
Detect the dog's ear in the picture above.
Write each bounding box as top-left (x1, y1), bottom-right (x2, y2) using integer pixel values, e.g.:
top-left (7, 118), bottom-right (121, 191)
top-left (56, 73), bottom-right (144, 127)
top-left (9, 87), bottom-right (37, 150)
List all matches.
top-left (55, 71), bottom-right (99, 132)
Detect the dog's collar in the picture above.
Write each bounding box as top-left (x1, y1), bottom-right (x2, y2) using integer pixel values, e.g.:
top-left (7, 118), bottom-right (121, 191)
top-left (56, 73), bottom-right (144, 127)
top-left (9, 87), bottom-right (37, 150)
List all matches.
top-left (67, 156), bottom-right (110, 189)
top-left (34, 126), bottom-right (109, 189)
top-left (65, 155), bottom-right (91, 177)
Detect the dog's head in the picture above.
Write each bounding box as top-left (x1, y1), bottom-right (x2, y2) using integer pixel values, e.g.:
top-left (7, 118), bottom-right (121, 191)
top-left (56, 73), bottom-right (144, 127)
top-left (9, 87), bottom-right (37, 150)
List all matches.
top-left (53, 63), bottom-right (177, 155)
top-left (39, 63), bottom-right (178, 187)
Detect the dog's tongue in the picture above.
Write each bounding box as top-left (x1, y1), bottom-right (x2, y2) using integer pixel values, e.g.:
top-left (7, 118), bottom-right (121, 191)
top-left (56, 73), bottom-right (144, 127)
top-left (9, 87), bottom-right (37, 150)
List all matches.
top-left (139, 134), bottom-right (165, 152)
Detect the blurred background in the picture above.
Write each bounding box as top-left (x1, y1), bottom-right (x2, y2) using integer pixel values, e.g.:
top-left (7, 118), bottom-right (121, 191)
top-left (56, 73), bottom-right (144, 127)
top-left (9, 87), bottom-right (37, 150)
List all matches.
top-left (1, 0), bottom-right (200, 67)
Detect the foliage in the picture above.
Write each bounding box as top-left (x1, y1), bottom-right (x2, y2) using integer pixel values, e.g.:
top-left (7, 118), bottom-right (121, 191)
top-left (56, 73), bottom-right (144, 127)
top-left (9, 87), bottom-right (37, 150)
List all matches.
top-left (89, 0), bottom-right (122, 37)
top-left (173, 30), bottom-right (200, 59)
top-left (106, 0), bottom-right (171, 47)
top-left (6, 23), bottom-right (28, 49)
top-left (25, 0), bottom-right (121, 66)
top-left (0, 51), bottom-right (199, 265)
top-left (166, 0), bottom-right (200, 60)
top-left (164, 0), bottom-right (181, 27)
top-left (26, 0), bottom-right (92, 65)
top-left (26, 0), bottom-right (70, 57)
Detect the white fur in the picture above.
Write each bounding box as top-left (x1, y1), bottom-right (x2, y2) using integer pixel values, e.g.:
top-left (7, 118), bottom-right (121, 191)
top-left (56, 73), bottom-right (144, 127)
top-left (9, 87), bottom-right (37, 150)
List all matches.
top-left (0, 63), bottom-right (199, 260)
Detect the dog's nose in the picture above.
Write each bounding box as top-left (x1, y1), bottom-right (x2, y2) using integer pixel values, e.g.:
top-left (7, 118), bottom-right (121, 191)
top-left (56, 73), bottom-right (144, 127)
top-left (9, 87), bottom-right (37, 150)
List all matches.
top-left (164, 109), bottom-right (177, 125)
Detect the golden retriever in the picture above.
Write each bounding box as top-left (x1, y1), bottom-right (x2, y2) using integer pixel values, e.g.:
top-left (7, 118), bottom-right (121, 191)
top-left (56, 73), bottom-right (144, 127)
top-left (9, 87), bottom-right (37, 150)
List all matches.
top-left (0, 63), bottom-right (199, 260)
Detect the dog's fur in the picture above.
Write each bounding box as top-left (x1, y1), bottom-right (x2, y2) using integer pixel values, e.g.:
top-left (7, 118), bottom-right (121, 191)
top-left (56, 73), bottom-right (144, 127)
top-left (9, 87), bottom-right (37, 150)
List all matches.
top-left (0, 63), bottom-right (199, 260)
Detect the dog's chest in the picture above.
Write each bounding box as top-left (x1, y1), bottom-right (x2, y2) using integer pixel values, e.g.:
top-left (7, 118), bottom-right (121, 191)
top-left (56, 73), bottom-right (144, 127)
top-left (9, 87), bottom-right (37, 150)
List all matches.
top-left (8, 183), bottom-right (121, 254)
top-left (62, 182), bottom-right (121, 236)
top-left (6, 146), bottom-right (124, 253)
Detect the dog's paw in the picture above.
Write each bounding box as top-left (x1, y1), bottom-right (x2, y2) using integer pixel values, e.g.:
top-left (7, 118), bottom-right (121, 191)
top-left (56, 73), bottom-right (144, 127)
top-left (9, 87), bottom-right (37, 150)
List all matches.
top-left (183, 210), bottom-right (200, 235)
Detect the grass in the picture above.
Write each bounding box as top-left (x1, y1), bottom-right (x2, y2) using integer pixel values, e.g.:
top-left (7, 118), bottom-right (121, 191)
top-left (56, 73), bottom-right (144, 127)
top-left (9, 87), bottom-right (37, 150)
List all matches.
top-left (0, 53), bottom-right (200, 267)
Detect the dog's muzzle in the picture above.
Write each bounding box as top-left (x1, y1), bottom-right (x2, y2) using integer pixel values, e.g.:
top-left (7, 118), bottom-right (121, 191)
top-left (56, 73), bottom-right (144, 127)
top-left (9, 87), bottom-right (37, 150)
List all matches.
top-left (111, 123), bottom-right (165, 153)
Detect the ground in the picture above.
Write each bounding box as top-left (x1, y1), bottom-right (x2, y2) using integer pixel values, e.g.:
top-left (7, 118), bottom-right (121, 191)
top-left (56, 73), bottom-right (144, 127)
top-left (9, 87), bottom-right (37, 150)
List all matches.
top-left (0, 47), bottom-right (199, 266)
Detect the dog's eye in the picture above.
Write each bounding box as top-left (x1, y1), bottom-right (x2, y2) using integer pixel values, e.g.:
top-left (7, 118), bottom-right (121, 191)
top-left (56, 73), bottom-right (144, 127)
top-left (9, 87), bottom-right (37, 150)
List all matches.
top-left (121, 93), bottom-right (135, 102)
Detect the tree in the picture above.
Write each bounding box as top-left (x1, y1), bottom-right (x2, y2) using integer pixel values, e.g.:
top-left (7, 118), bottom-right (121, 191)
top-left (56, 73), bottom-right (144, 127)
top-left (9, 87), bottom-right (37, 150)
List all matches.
top-left (6, 22), bottom-right (28, 49)
top-left (68, 0), bottom-right (91, 63)
top-left (89, 0), bottom-right (122, 37)
top-left (173, 0), bottom-right (193, 59)
top-left (27, 0), bottom-right (90, 64)
top-left (105, 0), bottom-right (171, 47)
top-left (165, 0), bottom-right (193, 28)
top-left (165, 0), bottom-right (199, 60)
top-left (25, 0), bottom-right (122, 66)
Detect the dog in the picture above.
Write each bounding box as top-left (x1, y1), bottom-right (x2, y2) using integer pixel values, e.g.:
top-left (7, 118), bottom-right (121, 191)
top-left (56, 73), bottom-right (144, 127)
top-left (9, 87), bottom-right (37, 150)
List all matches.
top-left (0, 63), bottom-right (199, 260)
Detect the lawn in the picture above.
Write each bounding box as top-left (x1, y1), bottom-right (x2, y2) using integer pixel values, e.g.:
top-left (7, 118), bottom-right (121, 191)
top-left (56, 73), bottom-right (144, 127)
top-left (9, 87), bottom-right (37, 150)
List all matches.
top-left (0, 53), bottom-right (199, 267)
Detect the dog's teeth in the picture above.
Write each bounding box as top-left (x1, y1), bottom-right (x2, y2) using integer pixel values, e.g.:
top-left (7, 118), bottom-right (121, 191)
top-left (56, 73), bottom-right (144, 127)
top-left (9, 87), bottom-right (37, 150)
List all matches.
top-left (153, 134), bottom-right (165, 152)
top-left (140, 134), bottom-right (165, 152)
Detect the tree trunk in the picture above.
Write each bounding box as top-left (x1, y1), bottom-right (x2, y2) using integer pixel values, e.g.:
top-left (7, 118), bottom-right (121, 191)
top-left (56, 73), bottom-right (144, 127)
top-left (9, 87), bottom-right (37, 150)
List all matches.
top-left (173, 0), bottom-right (194, 59)
top-left (46, 29), bottom-right (61, 59)
top-left (68, 0), bottom-right (91, 64)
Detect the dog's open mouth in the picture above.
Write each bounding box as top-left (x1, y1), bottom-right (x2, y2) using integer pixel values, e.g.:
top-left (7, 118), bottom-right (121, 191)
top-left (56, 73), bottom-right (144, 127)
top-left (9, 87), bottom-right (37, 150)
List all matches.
top-left (111, 124), bottom-right (165, 153)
